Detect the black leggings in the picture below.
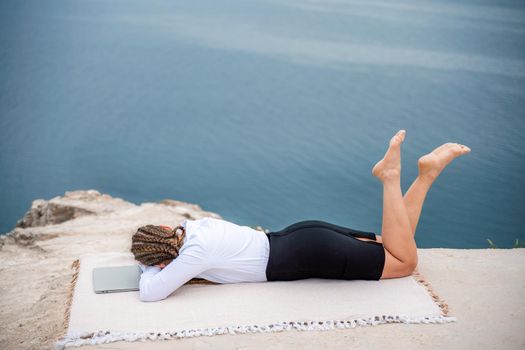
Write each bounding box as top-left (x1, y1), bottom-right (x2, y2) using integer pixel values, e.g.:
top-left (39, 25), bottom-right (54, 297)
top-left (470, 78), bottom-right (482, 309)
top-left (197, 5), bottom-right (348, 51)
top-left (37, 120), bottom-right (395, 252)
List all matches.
top-left (265, 220), bottom-right (385, 281)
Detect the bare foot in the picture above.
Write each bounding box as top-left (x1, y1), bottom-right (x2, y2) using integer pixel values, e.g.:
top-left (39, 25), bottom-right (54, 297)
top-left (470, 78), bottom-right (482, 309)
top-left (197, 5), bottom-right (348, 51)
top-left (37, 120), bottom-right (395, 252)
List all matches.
top-left (418, 142), bottom-right (471, 181)
top-left (372, 130), bottom-right (406, 182)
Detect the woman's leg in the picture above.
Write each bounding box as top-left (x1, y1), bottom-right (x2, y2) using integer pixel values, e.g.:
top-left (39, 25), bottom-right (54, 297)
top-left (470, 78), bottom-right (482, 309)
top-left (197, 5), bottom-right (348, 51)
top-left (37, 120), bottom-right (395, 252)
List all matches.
top-left (372, 133), bottom-right (472, 279)
top-left (370, 142), bottom-right (471, 245)
top-left (402, 176), bottom-right (433, 237)
top-left (371, 130), bottom-right (417, 278)
top-left (403, 143), bottom-right (471, 236)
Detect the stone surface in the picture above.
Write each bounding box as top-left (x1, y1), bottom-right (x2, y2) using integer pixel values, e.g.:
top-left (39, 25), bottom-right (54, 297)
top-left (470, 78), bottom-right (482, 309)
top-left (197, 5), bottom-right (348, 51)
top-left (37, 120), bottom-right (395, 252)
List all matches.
top-left (0, 190), bottom-right (523, 350)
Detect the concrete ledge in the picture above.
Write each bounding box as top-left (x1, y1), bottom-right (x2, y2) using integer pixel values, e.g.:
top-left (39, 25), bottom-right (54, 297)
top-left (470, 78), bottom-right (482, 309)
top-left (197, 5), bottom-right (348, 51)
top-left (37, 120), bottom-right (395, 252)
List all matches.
top-left (0, 190), bottom-right (523, 349)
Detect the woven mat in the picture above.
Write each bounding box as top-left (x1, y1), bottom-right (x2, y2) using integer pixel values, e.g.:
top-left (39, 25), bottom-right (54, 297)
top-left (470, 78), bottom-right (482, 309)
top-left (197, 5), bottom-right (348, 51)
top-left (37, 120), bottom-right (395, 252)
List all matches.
top-left (55, 252), bottom-right (456, 348)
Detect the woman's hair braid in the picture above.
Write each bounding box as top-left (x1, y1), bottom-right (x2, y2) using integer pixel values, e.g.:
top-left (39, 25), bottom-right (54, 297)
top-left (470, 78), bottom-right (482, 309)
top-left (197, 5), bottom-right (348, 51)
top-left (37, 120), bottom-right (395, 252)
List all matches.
top-left (130, 224), bottom-right (217, 285)
top-left (131, 224), bottom-right (186, 266)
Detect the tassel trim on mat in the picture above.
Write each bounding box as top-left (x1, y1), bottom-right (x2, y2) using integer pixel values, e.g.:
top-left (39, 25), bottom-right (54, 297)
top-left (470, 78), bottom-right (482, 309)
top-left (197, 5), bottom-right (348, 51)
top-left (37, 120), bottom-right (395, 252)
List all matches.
top-left (60, 259), bottom-right (80, 335)
top-left (56, 260), bottom-right (456, 349)
top-left (411, 267), bottom-right (451, 316)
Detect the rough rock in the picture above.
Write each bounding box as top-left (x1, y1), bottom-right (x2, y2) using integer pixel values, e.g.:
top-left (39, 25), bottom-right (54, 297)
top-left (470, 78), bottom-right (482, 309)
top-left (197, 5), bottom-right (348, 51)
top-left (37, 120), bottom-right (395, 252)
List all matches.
top-left (0, 189), bottom-right (225, 350)
top-left (14, 190), bottom-right (134, 228)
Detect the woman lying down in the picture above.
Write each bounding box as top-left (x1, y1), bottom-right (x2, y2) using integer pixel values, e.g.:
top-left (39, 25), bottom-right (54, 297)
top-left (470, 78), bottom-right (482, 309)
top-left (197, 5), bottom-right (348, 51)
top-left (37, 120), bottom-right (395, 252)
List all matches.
top-left (130, 130), bottom-right (470, 302)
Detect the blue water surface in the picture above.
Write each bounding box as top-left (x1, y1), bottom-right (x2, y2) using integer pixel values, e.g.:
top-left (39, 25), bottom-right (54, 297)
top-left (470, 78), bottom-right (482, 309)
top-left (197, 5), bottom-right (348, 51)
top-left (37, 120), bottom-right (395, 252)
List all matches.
top-left (1, 0), bottom-right (524, 248)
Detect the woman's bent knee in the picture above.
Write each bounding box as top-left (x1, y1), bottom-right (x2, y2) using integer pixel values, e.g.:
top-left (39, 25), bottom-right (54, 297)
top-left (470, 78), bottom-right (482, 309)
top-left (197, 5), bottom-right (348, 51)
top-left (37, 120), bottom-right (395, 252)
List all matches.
top-left (381, 248), bottom-right (417, 279)
top-left (405, 258), bottom-right (418, 275)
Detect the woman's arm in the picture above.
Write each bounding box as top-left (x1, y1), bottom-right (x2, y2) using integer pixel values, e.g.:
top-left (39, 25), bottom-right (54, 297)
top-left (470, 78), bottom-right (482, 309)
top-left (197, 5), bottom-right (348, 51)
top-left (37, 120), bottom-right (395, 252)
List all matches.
top-left (138, 240), bottom-right (209, 302)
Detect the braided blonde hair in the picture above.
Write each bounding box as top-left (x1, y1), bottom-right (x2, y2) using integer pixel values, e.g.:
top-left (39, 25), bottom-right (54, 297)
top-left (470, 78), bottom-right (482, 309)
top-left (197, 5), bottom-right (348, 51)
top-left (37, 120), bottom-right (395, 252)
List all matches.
top-left (131, 224), bottom-right (216, 285)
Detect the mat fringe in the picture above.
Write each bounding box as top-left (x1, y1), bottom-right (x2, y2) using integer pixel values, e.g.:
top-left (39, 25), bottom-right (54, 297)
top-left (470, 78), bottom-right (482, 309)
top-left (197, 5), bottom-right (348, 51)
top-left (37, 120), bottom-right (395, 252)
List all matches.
top-left (55, 261), bottom-right (456, 349)
top-left (55, 313), bottom-right (456, 349)
top-left (411, 267), bottom-right (451, 317)
top-left (59, 259), bottom-right (80, 338)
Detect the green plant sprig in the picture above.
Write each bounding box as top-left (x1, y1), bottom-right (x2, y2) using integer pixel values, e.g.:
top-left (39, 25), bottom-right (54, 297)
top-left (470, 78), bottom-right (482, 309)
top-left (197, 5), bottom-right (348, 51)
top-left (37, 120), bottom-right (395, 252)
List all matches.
top-left (487, 238), bottom-right (525, 248)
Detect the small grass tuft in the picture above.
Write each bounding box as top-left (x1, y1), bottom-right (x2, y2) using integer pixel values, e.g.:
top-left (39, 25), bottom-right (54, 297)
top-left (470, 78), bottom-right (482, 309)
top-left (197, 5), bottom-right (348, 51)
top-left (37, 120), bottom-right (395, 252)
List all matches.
top-left (487, 238), bottom-right (525, 248)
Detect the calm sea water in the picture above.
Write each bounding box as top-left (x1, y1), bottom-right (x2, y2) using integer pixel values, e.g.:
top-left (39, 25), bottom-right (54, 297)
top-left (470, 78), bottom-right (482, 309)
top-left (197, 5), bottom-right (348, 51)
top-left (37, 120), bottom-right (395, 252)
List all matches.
top-left (1, 0), bottom-right (524, 248)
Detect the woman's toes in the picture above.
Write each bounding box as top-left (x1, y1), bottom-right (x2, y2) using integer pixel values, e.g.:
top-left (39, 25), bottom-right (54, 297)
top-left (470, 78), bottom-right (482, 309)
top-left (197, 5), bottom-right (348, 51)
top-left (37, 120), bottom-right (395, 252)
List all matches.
top-left (418, 142), bottom-right (471, 179)
top-left (398, 130), bottom-right (406, 142)
top-left (451, 144), bottom-right (471, 155)
top-left (390, 130), bottom-right (406, 147)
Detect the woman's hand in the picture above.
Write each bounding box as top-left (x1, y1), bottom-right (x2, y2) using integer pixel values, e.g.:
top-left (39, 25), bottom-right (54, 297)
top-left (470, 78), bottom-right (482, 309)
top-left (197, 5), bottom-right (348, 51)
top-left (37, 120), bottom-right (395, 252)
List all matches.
top-left (155, 263), bottom-right (167, 269)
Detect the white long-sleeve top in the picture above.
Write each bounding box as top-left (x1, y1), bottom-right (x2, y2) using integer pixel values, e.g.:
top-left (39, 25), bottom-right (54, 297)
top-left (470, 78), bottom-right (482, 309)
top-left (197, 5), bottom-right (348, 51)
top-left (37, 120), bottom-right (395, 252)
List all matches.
top-left (138, 217), bottom-right (270, 302)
